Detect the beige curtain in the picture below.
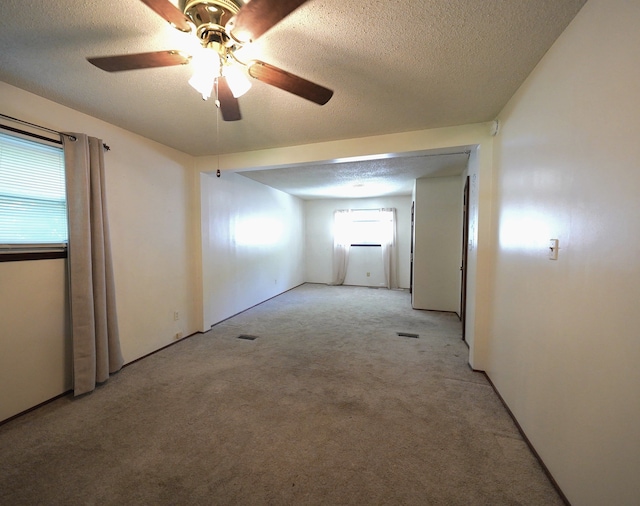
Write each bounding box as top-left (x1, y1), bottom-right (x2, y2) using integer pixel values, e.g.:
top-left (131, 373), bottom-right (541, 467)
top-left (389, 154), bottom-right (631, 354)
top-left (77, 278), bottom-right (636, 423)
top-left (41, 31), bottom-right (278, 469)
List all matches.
top-left (63, 133), bottom-right (123, 396)
top-left (380, 208), bottom-right (398, 289)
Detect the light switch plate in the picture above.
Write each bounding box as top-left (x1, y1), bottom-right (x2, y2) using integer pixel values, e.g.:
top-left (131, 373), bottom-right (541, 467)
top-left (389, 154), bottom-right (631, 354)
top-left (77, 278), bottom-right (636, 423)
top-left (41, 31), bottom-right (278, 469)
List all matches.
top-left (549, 239), bottom-right (559, 260)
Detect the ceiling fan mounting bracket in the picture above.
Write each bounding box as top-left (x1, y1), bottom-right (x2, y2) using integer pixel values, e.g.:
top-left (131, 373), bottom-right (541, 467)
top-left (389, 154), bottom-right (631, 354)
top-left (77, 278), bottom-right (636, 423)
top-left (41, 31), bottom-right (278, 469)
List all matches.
top-left (182, 2), bottom-right (240, 32)
top-left (180, 0), bottom-right (246, 55)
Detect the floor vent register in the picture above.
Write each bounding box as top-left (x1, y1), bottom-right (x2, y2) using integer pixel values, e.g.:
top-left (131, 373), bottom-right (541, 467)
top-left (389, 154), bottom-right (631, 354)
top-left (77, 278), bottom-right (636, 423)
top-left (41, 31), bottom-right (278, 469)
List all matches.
top-left (237, 335), bottom-right (259, 341)
top-left (396, 332), bottom-right (419, 339)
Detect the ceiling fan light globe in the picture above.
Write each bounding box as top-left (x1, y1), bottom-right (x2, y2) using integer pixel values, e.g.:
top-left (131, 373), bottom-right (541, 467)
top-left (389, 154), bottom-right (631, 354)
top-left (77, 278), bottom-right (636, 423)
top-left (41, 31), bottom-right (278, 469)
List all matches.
top-left (223, 65), bottom-right (252, 98)
top-left (188, 48), bottom-right (221, 99)
top-left (188, 73), bottom-right (215, 100)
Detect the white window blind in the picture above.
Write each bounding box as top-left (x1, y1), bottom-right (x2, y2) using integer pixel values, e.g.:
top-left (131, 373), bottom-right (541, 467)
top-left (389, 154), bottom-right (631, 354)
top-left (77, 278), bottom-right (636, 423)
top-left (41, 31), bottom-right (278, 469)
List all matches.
top-left (0, 131), bottom-right (67, 247)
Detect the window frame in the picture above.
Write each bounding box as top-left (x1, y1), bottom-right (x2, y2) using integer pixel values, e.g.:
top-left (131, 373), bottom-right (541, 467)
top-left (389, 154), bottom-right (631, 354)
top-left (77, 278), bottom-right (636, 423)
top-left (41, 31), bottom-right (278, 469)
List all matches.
top-left (0, 249), bottom-right (67, 262)
top-left (346, 209), bottom-right (392, 247)
top-left (0, 124), bottom-right (68, 262)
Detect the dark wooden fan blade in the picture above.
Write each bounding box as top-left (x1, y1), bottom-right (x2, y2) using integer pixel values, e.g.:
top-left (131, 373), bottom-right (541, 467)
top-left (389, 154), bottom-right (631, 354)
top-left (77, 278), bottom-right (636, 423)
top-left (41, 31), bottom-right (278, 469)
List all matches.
top-left (139, 0), bottom-right (192, 32)
top-left (227, 0), bottom-right (309, 42)
top-left (217, 77), bottom-right (242, 121)
top-left (87, 51), bottom-right (191, 72)
top-left (247, 60), bottom-right (333, 105)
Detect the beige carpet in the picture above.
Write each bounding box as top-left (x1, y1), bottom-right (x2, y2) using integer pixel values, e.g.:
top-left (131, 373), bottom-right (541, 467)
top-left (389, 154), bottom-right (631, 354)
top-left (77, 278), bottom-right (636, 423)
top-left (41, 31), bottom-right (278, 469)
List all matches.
top-left (0, 284), bottom-right (563, 505)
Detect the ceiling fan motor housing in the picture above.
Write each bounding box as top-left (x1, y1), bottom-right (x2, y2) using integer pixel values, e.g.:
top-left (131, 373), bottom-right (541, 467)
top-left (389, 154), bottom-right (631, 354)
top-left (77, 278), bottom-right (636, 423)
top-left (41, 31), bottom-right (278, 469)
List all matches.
top-left (181, 0), bottom-right (243, 47)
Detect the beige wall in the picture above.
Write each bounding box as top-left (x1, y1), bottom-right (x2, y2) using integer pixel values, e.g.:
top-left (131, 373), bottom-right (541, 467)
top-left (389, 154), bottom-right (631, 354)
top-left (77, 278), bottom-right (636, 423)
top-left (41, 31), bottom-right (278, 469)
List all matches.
top-left (489, 0), bottom-right (640, 503)
top-left (0, 83), bottom-right (308, 421)
top-left (0, 82), bottom-right (201, 421)
top-left (412, 176), bottom-right (463, 312)
top-left (0, 259), bottom-right (70, 420)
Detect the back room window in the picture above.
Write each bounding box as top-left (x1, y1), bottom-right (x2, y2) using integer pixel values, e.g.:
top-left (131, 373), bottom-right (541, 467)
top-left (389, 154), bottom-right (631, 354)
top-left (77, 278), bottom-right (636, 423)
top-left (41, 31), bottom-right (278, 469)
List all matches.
top-left (345, 209), bottom-right (393, 246)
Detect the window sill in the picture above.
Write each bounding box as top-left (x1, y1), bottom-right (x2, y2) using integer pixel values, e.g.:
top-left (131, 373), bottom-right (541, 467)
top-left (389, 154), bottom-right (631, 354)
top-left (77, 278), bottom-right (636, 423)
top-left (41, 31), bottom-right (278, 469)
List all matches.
top-left (0, 250), bottom-right (67, 262)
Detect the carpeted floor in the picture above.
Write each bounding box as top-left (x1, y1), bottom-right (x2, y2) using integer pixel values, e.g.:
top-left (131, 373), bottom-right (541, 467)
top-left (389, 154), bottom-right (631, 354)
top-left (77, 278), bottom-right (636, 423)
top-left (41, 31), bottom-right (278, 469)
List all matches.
top-left (0, 284), bottom-right (563, 505)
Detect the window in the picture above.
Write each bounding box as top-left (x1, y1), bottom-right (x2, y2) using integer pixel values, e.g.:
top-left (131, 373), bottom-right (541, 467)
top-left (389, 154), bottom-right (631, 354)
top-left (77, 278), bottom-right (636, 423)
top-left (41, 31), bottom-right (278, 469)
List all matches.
top-left (340, 209), bottom-right (393, 246)
top-left (332, 208), bottom-right (398, 288)
top-left (0, 130), bottom-right (67, 260)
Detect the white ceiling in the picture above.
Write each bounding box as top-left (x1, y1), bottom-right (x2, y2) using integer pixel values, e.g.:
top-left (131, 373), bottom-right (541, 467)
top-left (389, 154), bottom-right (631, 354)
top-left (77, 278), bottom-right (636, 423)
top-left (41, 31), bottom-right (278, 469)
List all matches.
top-left (0, 0), bottom-right (586, 199)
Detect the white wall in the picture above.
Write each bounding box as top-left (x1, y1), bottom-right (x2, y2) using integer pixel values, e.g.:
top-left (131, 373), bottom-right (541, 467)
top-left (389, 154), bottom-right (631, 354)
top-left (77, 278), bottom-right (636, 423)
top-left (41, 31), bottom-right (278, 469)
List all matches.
top-left (304, 196), bottom-right (412, 288)
top-left (489, 0), bottom-right (640, 503)
top-left (198, 169), bottom-right (305, 328)
top-left (0, 82), bottom-right (199, 421)
top-left (412, 176), bottom-right (463, 312)
top-left (461, 149), bottom-right (482, 359)
top-left (343, 246), bottom-right (387, 288)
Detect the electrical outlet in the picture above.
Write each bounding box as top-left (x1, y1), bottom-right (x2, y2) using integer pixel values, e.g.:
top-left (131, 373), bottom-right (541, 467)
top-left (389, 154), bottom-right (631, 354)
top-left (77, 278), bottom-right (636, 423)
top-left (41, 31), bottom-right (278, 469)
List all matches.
top-left (175, 331), bottom-right (183, 340)
top-left (174, 311), bottom-right (179, 321)
top-left (366, 272), bottom-right (371, 277)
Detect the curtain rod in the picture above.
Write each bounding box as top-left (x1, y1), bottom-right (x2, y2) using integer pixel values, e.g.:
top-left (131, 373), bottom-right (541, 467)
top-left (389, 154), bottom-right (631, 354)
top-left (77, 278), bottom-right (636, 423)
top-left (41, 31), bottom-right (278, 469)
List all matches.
top-left (0, 113), bottom-right (110, 151)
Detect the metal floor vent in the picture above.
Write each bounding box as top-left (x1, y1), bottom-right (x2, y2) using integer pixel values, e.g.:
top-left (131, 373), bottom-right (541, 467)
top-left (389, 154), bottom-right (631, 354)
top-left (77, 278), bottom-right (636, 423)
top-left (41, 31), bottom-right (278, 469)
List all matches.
top-left (237, 334), bottom-right (258, 341)
top-left (396, 332), bottom-right (419, 339)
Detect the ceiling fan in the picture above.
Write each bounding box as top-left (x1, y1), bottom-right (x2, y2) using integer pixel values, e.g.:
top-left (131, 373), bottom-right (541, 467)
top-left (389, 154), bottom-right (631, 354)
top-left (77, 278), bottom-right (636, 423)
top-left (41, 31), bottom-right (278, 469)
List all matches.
top-left (87, 0), bottom-right (333, 121)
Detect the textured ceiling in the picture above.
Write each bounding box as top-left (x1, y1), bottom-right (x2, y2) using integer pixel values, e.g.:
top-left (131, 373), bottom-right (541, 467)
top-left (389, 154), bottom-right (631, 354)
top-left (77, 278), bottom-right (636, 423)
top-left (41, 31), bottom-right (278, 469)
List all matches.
top-left (0, 0), bottom-right (585, 199)
top-left (239, 150), bottom-right (470, 199)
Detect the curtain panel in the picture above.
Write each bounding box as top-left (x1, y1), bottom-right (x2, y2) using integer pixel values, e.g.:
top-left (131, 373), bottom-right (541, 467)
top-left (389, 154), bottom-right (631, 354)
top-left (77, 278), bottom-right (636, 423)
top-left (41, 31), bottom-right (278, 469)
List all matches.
top-left (64, 133), bottom-right (123, 396)
top-left (331, 209), bottom-right (351, 285)
top-left (380, 208), bottom-right (399, 289)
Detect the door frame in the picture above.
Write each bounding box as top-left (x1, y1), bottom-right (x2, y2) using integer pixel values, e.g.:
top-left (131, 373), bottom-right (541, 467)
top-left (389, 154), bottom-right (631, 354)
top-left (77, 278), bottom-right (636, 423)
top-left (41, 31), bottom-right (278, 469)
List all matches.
top-left (460, 176), bottom-right (470, 342)
top-left (409, 201), bottom-right (415, 297)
